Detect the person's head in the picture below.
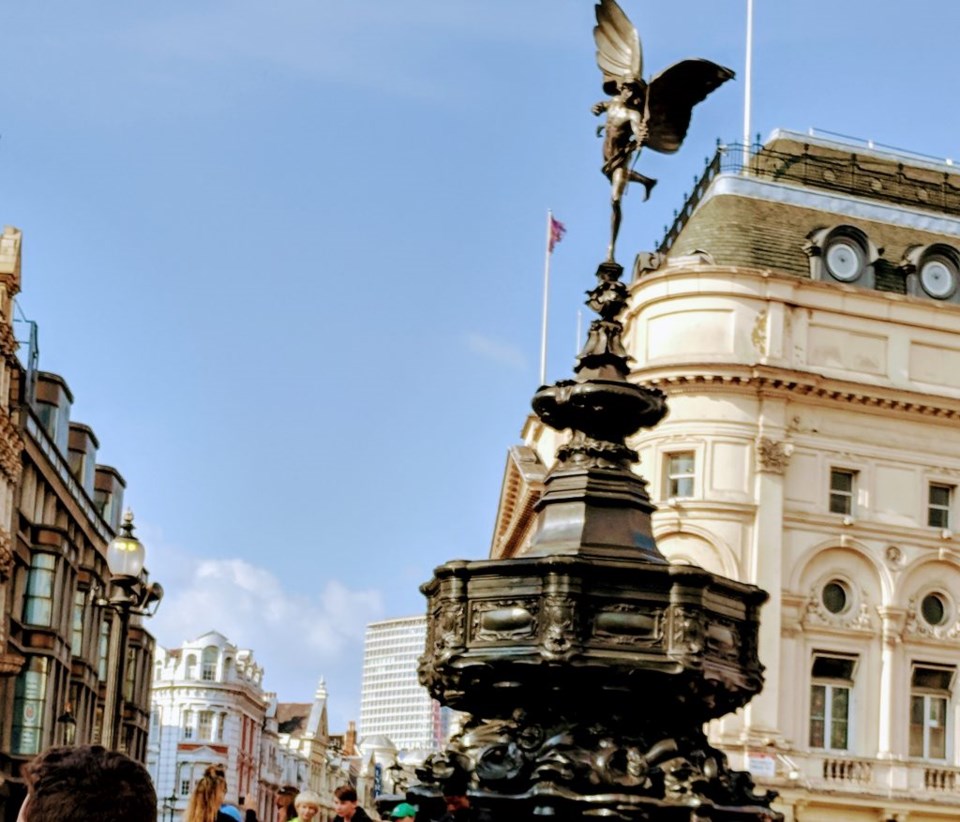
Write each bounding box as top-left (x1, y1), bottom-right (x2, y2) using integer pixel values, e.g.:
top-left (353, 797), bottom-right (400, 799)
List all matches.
top-left (333, 785), bottom-right (358, 819)
top-left (17, 745), bottom-right (157, 822)
top-left (276, 785), bottom-right (298, 821)
top-left (441, 776), bottom-right (470, 814)
top-left (389, 801), bottom-right (418, 821)
top-left (294, 790), bottom-right (321, 821)
top-left (185, 764), bottom-right (227, 822)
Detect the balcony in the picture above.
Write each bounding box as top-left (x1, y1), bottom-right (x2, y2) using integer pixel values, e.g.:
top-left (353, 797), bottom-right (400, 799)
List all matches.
top-left (754, 751), bottom-right (960, 807)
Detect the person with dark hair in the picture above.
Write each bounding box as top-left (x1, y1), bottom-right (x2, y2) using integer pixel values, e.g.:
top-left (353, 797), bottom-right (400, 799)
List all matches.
top-left (275, 785), bottom-right (299, 822)
top-left (333, 785), bottom-right (372, 822)
top-left (17, 744), bottom-right (157, 822)
top-left (432, 778), bottom-right (492, 822)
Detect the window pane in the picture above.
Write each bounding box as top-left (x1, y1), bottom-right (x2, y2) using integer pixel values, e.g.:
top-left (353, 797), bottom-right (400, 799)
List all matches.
top-left (670, 454), bottom-right (694, 474)
top-left (829, 470), bottom-right (854, 515)
top-left (830, 688), bottom-right (849, 750)
top-left (810, 685), bottom-right (826, 747)
top-left (831, 470), bottom-right (853, 493)
top-left (930, 697), bottom-right (947, 759)
top-left (930, 485), bottom-right (951, 507)
top-left (670, 476), bottom-right (694, 497)
top-left (909, 696), bottom-right (925, 757)
top-left (913, 665), bottom-right (954, 691)
top-left (812, 654), bottom-right (856, 681)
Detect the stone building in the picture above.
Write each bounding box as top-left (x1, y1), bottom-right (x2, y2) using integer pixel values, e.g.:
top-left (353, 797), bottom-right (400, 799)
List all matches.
top-left (0, 225), bottom-right (157, 819)
top-left (148, 632), bottom-right (354, 822)
top-left (493, 130), bottom-right (960, 821)
top-left (148, 632), bottom-right (274, 820)
top-left (276, 679), bottom-right (346, 822)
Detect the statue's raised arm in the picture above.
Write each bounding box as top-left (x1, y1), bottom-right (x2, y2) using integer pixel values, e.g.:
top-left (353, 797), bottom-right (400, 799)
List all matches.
top-left (593, 0), bottom-right (734, 263)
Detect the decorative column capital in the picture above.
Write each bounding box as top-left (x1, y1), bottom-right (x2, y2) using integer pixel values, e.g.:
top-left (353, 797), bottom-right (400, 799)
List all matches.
top-left (756, 436), bottom-right (794, 474)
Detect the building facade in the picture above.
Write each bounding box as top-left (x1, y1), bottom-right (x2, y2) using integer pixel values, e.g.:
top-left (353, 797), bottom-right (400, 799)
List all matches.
top-left (359, 616), bottom-right (443, 753)
top-left (493, 131), bottom-right (960, 821)
top-left (149, 632), bottom-right (274, 821)
top-left (0, 225), bottom-right (157, 820)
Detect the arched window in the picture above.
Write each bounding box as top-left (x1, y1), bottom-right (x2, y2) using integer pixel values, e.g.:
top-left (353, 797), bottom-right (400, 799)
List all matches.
top-left (201, 646), bottom-right (218, 682)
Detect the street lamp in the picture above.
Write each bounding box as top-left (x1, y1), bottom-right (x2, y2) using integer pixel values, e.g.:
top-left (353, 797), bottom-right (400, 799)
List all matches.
top-left (161, 791), bottom-right (177, 822)
top-left (101, 510), bottom-right (163, 751)
top-left (56, 704), bottom-right (77, 746)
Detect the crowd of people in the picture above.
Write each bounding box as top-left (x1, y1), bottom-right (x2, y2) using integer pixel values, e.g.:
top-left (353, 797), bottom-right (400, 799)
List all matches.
top-left (13, 745), bottom-right (486, 822)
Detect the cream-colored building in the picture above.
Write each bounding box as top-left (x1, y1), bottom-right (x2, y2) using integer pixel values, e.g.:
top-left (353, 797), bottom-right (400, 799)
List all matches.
top-left (493, 130), bottom-right (960, 821)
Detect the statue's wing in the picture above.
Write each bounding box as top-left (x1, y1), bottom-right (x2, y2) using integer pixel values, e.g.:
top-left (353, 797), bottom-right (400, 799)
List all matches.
top-left (594, 0), bottom-right (642, 94)
top-left (644, 59), bottom-right (735, 154)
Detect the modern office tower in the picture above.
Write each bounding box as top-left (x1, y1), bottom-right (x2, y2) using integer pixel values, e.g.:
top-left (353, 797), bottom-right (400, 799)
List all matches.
top-left (359, 616), bottom-right (441, 752)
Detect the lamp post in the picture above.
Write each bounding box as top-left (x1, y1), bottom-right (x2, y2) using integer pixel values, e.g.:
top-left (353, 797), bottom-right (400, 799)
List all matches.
top-left (56, 704), bottom-right (77, 746)
top-left (162, 791), bottom-right (177, 822)
top-left (102, 510), bottom-right (163, 752)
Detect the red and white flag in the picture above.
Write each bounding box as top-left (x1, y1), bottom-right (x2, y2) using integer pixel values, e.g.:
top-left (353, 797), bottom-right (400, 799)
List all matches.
top-left (548, 215), bottom-right (566, 253)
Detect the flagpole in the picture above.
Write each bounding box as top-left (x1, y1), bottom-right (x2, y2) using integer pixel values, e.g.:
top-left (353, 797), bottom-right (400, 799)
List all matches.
top-left (742, 0), bottom-right (754, 168)
top-left (539, 210), bottom-right (553, 386)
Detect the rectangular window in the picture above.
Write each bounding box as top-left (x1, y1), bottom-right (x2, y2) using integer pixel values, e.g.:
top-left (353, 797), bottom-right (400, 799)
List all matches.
top-left (928, 484), bottom-right (952, 529)
top-left (11, 657), bottom-right (49, 755)
top-left (909, 664), bottom-right (954, 760)
top-left (198, 711), bottom-right (214, 740)
top-left (71, 590), bottom-right (85, 656)
top-left (666, 452), bottom-right (695, 498)
top-left (180, 779), bottom-right (191, 797)
top-left (809, 653), bottom-right (856, 751)
top-left (182, 709), bottom-right (194, 740)
top-left (97, 621), bottom-right (110, 680)
top-left (829, 469), bottom-right (856, 515)
top-left (23, 554), bottom-right (56, 626)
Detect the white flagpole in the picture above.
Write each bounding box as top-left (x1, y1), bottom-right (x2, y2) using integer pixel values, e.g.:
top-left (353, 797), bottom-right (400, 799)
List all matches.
top-left (742, 0), bottom-right (754, 168)
top-left (539, 210), bottom-right (553, 386)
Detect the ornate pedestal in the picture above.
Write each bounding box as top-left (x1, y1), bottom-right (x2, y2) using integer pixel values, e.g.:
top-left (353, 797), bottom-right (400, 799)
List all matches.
top-left (413, 261), bottom-right (781, 821)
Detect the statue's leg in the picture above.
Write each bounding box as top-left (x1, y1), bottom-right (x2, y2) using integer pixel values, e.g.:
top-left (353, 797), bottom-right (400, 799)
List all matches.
top-left (609, 197), bottom-right (622, 262)
top-left (629, 170), bottom-right (658, 201)
top-left (608, 169), bottom-right (627, 262)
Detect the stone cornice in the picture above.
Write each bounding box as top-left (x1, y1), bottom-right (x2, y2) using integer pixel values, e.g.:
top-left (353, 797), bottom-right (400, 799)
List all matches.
top-left (633, 364), bottom-right (960, 421)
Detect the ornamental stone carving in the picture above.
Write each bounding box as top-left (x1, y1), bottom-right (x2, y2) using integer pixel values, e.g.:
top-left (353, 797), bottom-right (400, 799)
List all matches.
top-left (756, 436), bottom-right (794, 474)
top-left (903, 598), bottom-right (960, 640)
top-left (0, 529), bottom-right (12, 580)
top-left (803, 585), bottom-right (874, 631)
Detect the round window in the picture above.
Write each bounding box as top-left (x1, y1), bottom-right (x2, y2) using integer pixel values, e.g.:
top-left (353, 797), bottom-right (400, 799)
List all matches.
top-left (921, 592), bottom-right (948, 627)
top-left (822, 580), bottom-right (849, 614)
top-left (920, 256), bottom-right (958, 300)
top-left (825, 239), bottom-right (864, 282)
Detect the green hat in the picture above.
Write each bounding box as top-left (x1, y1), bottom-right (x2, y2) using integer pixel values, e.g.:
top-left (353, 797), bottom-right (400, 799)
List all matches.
top-left (390, 803), bottom-right (418, 818)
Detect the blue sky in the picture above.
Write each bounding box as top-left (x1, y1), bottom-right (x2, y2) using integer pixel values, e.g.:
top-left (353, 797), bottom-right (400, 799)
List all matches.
top-left (3, 1), bottom-right (959, 730)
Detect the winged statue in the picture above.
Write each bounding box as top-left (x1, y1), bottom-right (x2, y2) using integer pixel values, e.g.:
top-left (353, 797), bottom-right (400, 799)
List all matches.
top-left (593, 0), bottom-right (734, 262)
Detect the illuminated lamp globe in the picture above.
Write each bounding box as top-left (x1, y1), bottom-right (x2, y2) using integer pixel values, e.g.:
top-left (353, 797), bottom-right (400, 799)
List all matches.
top-left (107, 510), bottom-right (146, 580)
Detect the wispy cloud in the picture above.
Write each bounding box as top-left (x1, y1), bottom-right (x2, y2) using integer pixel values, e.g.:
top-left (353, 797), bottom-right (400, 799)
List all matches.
top-left (145, 545), bottom-right (385, 723)
top-left (463, 332), bottom-right (527, 371)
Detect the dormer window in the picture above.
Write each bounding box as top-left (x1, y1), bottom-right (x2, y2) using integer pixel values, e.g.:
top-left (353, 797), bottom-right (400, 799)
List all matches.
top-left (806, 226), bottom-right (877, 288)
top-left (903, 244), bottom-right (960, 303)
top-left (825, 236), bottom-right (865, 282)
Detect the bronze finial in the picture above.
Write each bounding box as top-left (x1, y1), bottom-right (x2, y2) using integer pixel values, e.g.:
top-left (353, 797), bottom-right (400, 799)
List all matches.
top-left (593, 0), bottom-right (734, 262)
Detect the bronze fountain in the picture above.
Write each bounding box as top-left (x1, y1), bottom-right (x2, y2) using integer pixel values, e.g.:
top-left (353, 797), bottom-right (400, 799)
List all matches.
top-left (410, 2), bottom-right (779, 819)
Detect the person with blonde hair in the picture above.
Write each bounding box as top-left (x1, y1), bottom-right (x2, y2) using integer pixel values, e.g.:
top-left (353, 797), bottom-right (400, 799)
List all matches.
top-left (184, 764), bottom-right (236, 822)
top-left (290, 790), bottom-right (321, 821)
